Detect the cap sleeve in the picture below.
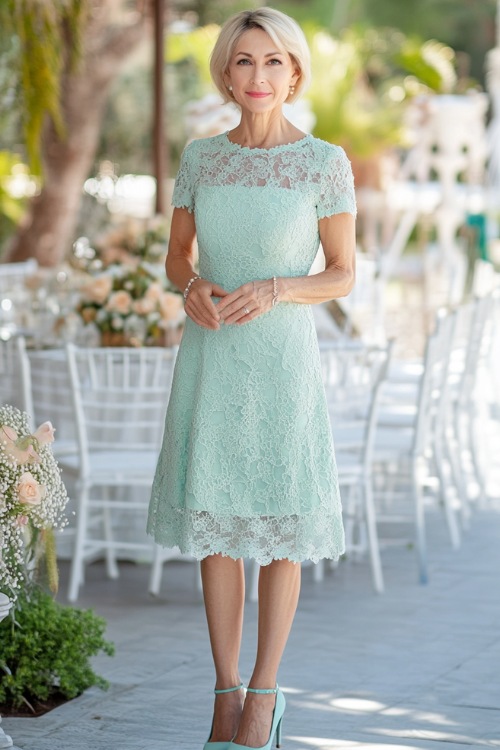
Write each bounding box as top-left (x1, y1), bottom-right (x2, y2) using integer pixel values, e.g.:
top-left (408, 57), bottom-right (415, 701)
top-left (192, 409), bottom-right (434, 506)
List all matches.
top-left (316, 146), bottom-right (357, 219)
top-left (172, 142), bottom-right (196, 213)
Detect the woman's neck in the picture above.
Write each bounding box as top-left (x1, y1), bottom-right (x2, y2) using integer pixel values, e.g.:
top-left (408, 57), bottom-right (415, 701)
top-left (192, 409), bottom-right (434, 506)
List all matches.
top-left (228, 111), bottom-right (304, 150)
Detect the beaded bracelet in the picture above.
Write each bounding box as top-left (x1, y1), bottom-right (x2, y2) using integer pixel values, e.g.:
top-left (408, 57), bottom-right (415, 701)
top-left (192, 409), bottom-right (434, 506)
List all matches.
top-left (183, 275), bottom-right (201, 301)
top-left (272, 275), bottom-right (279, 307)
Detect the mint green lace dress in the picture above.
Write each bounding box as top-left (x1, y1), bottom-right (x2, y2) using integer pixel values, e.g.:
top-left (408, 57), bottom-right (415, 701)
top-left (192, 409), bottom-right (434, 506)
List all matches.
top-left (147, 132), bottom-right (356, 564)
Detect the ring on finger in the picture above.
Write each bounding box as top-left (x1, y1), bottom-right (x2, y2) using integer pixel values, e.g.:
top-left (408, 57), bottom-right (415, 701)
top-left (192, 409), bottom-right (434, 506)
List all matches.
top-left (243, 306), bottom-right (250, 315)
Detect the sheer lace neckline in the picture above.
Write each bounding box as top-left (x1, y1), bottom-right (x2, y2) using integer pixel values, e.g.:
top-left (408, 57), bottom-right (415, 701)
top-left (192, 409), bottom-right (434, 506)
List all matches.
top-left (223, 131), bottom-right (312, 154)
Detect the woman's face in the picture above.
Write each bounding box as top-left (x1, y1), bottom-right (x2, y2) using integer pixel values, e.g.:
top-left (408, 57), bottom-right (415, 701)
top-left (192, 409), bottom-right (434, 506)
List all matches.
top-left (225, 28), bottom-right (299, 112)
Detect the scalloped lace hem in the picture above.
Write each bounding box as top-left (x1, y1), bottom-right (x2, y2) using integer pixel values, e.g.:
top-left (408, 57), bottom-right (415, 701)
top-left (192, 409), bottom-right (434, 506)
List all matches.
top-left (147, 508), bottom-right (345, 565)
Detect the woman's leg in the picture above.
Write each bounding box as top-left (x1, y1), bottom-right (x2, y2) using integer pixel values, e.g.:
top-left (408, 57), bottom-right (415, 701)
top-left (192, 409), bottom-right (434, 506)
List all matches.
top-left (201, 554), bottom-right (246, 742)
top-left (232, 559), bottom-right (301, 747)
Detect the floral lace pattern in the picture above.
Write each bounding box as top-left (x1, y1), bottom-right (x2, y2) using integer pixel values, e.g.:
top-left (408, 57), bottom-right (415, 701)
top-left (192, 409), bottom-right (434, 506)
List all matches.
top-left (147, 133), bottom-right (356, 563)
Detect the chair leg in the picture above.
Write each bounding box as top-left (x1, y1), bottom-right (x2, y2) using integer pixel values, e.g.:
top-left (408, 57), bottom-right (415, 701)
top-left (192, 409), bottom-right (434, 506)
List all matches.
top-left (102, 486), bottom-right (119, 579)
top-left (412, 462), bottom-right (428, 585)
top-left (195, 561), bottom-right (203, 593)
top-left (68, 484), bottom-right (89, 602)
top-left (313, 560), bottom-right (324, 582)
top-left (149, 544), bottom-right (164, 596)
top-left (434, 436), bottom-right (461, 549)
top-left (249, 560), bottom-right (259, 602)
top-left (363, 478), bottom-right (384, 593)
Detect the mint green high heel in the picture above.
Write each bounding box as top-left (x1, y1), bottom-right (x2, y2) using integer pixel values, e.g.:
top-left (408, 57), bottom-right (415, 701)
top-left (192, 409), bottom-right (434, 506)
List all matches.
top-left (203, 683), bottom-right (245, 750)
top-left (228, 685), bottom-right (286, 750)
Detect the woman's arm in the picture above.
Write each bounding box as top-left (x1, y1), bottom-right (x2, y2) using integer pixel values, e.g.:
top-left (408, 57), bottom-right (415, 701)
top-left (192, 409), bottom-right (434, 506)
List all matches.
top-left (279, 212), bottom-right (356, 303)
top-left (167, 207), bottom-right (227, 330)
top-left (216, 212), bottom-right (356, 324)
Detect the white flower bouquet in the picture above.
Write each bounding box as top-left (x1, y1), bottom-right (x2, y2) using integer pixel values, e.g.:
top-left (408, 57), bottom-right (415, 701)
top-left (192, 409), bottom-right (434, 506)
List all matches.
top-left (0, 405), bottom-right (68, 602)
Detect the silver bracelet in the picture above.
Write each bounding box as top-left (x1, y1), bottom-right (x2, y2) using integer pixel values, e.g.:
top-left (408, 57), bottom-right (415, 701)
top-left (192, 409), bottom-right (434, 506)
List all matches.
top-left (272, 275), bottom-right (279, 307)
top-left (183, 275), bottom-right (201, 301)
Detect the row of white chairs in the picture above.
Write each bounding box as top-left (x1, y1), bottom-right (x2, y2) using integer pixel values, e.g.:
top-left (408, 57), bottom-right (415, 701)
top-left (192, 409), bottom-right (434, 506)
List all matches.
top-left (1, 287), bottom-right (498, 601)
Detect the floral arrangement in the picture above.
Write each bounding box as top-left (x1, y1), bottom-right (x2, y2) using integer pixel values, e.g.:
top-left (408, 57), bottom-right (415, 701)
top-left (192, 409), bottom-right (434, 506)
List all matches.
top-left (77, 263), bottom-right (184, 346)
top-left (0, 406), bottom-right (68, 601)
top-left (99, 215), bottom-right (168, 265)
top-left (74, 215), bottom-right (169, 270)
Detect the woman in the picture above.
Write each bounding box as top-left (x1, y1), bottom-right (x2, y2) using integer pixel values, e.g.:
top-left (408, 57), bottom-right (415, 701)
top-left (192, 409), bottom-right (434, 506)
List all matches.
top-left (147, 7), bottom-right (356, 750)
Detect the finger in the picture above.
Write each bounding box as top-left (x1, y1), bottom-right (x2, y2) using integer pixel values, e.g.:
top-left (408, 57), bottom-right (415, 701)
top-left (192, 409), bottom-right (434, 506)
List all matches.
top-left (224, 303), bottom-right (255, 325)
top-left (211, 284), bottom-right (229, 297)
top-left (217, 294), bottom-right (248, 320)
top-left (235, 306), bottom-right (259, 325)
top-left (187, 297), bottom-right (220, 329)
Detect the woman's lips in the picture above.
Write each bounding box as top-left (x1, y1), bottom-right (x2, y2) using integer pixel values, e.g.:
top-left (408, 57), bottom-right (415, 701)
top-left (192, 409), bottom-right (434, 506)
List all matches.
top-left (246, 92), bottom-right (271, 98)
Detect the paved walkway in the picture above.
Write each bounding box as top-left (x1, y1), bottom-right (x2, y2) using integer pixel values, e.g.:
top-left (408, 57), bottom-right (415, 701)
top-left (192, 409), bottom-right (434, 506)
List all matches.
top-left (3, 501), bottom-right (500, 750)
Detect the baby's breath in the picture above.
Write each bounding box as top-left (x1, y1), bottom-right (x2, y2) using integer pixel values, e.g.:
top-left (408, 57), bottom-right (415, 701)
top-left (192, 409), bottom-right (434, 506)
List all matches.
top-left (0, 405), bottom-right (69, 601)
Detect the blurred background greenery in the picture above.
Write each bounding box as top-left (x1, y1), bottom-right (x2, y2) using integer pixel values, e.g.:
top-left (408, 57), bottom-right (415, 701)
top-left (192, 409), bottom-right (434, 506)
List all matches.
top-left (0, 0), bottom-right (497, 262)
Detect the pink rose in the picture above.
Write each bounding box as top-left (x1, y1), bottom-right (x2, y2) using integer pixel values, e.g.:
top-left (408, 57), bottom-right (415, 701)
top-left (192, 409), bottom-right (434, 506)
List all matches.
top-left (15, 515), bottom-right (29, 527)
top-left (1, 426), bottom-right (39, 464)
top-left (17, 472), bottom-right (45, 506)
top-left (158, 292), bottom-right (183, 321)
top-left (33, 421), bottom-right (55, 446)
top-left (81, 275), bottom-right (113, 305)
top-left (106, 290), bottom-right (132, 315)
top-left (1, 425), bottom-right (17, 442)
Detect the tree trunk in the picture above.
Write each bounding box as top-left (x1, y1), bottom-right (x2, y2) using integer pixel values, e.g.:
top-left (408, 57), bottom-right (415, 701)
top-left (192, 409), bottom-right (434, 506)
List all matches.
top-left (7, 6), bottom-right (150, 267)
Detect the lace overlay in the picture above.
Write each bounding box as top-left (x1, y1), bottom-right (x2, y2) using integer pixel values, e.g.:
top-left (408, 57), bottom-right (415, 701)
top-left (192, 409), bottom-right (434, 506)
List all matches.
top-left (147, 132), bottom-right (356, 564)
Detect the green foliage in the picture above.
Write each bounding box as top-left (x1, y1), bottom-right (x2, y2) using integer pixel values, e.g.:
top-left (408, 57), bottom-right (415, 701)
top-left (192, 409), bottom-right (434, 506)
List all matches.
top-left (0, 152), bottom-right (32, 256)
top-left (168, 24), bottom-right (221, 88)
top-left (396, 38), bottom-right (456, 92)
top-left (0, 0), bottom-right (87, 174)
top-left (0, 586), bottom-right (114, 711)
top-left (307, 25), bottom-right (458, 157)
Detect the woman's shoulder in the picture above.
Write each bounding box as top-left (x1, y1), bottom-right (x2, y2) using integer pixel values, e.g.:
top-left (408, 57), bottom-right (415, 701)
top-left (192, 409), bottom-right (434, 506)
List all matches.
top-left (307, 136), bottom-right (350, 163)
top-left (181, 133), bottom-right (227, 158)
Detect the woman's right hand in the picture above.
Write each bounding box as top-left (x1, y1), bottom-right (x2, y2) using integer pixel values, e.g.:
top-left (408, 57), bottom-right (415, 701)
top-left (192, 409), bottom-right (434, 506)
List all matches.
top-left (184, 278), bottom-right (228, 330)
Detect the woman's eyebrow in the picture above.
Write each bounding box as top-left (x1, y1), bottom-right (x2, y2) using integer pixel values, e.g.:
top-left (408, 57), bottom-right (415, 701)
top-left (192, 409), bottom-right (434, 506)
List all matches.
top-left (234, 51), bottom-right (284, 57)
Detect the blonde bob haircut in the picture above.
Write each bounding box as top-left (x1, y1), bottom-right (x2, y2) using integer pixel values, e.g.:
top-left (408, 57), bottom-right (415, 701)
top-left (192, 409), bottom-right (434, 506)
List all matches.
top-left (210, 7), bottom-right (311, 105)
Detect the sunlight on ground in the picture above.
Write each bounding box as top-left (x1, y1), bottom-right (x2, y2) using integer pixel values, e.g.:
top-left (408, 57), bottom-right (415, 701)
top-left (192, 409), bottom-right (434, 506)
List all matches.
top-left (289, 739), bottom-right (427, 750)
top-left (330, 697), bottom-right (386, 713)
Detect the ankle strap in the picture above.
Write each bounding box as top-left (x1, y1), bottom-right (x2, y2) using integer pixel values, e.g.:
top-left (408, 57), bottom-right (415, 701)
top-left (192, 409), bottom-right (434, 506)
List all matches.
top-left (246, 684), bottom-right (278, 695)
top-left (214, 682), bottom-right (244, 695)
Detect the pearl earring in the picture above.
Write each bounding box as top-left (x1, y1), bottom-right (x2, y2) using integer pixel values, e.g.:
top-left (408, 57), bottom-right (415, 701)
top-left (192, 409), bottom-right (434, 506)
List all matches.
top-left (289, 84), bottom-right (296, 95)
top-left (228, 84), bottom-right (233, 91)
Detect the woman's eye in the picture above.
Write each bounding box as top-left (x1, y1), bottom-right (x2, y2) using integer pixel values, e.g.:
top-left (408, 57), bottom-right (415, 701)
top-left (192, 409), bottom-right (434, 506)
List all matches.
top-left (268, 59), bottom-right (282, 65)
top-left (237, 58), bottom-right (251, 65)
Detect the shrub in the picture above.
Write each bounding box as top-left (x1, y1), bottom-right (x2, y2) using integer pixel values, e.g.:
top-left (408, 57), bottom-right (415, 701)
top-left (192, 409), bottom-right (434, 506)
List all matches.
top-left (0, 586), bottom-right (114, 712)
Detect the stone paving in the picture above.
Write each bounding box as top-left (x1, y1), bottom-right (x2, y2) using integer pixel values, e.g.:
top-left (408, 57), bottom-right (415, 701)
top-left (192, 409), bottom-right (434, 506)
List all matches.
top-left (3, 499), bottom-right (500, 750)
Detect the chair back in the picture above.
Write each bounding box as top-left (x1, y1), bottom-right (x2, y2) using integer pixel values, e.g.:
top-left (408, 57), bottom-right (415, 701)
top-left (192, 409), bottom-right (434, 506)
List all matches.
top-left (65, 345), bottom-right (177, 476)
top-left (0, 259), bottom-right (38, 295)
top-left (0, 336), bottom-right (29, 410)
top-left (320, 342), bottom-right (392, 469)
top-left (19, 345), bottom-right (78, 455)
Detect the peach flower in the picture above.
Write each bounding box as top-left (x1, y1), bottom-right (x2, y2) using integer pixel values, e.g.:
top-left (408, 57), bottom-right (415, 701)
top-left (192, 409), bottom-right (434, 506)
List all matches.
top-left (1, 426), bottom-right (39, 464)
top-left (81, 275), bottom-right (113, 305)
top-left (33, 422), bottom-right (55, 446)
top-left (106, 290), bottom-right (132, 315)
top-left (145, 282), bottom-right (163, 302)
top-left (133, 297), bottom-right (156, 316)
top-left (17, 472), bottom-right (45, 506)
top-left (159, 292), bottom-right (183, 321)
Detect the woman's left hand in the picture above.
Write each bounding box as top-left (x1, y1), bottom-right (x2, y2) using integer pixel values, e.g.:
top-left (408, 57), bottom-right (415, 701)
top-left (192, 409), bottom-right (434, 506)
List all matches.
top-left (215, 279), bottom-right (275, 325)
